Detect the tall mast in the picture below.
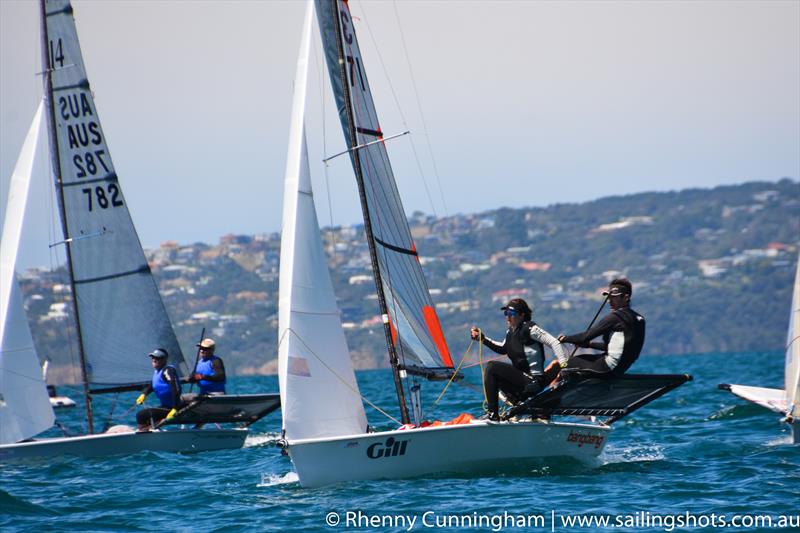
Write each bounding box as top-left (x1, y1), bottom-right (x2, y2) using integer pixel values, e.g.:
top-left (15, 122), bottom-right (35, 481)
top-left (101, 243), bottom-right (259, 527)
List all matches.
top-left (39, 0), bottom-right (94, 434)
top-left (330, 0), bottom-right (409, 424)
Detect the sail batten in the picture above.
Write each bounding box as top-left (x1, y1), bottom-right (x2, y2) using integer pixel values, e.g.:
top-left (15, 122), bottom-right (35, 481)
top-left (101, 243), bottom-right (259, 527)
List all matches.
top-left (315, 0), bottom-right (453, 377)
top-left (40, 0), bottom-right (185, 386)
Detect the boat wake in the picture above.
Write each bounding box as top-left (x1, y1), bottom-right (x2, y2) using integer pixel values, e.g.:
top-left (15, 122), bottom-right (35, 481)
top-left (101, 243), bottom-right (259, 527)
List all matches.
top-left (245, 432), bottom-right (282, 448)
top-left (258, 471), bottom-right (299, 487)
top-left (601, 443), bottom-right (665, 465)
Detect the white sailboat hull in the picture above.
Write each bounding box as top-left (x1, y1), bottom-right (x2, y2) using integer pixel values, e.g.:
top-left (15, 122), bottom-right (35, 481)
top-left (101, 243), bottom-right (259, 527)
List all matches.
top-left (725, 385), bottom-right (787, 414)
top-left (287, 420), bottom-right (610, 487)
top-left (723, 385), bottom-right (799, 444)
top-left (0, 428), bottom-right (247, 461)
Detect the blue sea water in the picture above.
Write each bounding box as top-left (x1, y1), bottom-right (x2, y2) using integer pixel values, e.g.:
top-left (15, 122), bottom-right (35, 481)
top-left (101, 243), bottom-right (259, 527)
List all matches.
top-left (2, 351), bottom-right (799, 532)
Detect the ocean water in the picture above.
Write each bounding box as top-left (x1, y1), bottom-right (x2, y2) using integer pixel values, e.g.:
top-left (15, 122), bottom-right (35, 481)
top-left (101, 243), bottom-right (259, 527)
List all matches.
top-left (2, 351), bottom-right (799, 532)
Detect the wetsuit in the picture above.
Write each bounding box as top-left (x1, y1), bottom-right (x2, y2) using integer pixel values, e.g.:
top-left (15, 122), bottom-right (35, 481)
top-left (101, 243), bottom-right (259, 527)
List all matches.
top-left (136, 365), bottom-right (182, 427)
top-left (560, 307), bottom-right (646, 376)
top-left (194, 355), bottom-right (226, 395)
top-left (482, 321), bottom-right (566, 415)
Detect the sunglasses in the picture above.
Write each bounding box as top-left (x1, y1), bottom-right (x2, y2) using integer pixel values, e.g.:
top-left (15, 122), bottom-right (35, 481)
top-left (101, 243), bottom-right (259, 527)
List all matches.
top-left (503, 309), bottom-right (518, 317)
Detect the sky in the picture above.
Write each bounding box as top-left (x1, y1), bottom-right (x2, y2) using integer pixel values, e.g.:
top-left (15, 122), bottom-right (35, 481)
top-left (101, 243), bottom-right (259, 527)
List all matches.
top-left (1, 0), bottom-right (798, 270)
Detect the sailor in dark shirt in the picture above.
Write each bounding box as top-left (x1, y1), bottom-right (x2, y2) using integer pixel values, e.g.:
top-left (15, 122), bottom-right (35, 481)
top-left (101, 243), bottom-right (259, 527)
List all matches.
top-left (471, 298), bottom-right (567, 421)
top-left (545, 278), bottom-right (646, 384)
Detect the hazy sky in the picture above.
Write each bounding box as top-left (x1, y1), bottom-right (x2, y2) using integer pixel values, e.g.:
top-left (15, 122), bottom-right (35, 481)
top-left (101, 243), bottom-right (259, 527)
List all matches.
top-left (2, 0), bottom-right (798, 270)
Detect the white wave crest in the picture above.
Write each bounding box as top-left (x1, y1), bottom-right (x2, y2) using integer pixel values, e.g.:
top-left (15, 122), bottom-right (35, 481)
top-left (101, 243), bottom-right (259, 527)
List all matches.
top-left (245, 432), bottom-right (282, 448)
top-left (257, 471), bottom-right (299, 487)
top-left (600, 443), bottom-right (665, 464)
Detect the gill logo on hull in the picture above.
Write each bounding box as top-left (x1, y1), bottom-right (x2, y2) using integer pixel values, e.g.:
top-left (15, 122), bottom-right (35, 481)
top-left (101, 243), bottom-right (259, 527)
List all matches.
top-left (366, 437), bottom-right (409, 459)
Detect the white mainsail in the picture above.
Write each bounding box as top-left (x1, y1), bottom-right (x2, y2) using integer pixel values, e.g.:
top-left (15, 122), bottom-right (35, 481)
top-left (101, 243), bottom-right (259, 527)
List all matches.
top-left (278, 0), bottom-right (368, 441)
top-left (42, 0), bottom-right (185, 385)
top-left (784, 254), bottom-right (800, 418)
top-left (0, 103), bottom-right (55, 444)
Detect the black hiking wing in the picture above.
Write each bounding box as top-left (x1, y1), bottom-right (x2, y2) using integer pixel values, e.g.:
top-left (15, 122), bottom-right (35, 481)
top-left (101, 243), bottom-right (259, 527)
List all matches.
top-left (159, 393), bottom-right (281, 427)
top-left (506, 373), bottom-right (692, 424)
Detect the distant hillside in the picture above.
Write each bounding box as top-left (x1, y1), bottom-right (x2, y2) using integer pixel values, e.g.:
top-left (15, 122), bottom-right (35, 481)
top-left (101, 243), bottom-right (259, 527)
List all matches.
top-left (21, 179), bottom-right (800, 381)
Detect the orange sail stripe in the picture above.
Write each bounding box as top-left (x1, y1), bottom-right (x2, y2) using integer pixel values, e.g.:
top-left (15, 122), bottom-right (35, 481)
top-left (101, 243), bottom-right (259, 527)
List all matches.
top-left (422, 305), bottom-right (453, 367)
top-left (388, 314), bottom-right (397, 345)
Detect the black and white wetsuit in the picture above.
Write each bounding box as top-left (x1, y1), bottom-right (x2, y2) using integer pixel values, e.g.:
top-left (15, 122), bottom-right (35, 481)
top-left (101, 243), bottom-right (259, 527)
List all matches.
top-left (481, 321), bottom-right (566, 414)
top-left (561, 307), bottom-right (646, 375)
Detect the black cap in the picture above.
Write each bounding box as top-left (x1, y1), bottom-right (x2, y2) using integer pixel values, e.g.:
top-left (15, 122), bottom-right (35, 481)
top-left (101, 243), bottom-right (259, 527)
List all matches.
top-left (602, 278), bottom-right (632, 297)
top-left (148, 348), bottom-right (169, 359)
top-left (500, 298), bottom-right (532, 316)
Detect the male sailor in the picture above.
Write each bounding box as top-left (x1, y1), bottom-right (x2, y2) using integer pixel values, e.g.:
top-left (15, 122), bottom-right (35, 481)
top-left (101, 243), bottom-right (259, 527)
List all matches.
top-left (189, 338), bottom-right (226, 395)
top-left (135, 348), bottom-right (183, 430)
top-left (545, 278), bottom-right (646, 384)
top-left (470, 298), bottom-right (567, 421)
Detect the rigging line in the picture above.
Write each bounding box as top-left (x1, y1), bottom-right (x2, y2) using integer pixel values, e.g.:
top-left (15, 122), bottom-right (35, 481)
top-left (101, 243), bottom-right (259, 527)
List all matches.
top-left (341, 38), bottom-right (410, 374)
top-left (433, 336), bottom-right (474, 405)
top-left (277, 327), bottom-right (402, 426)
top-left (42, 121), bottom-right (80, 393)
top-left (355, 0), bottom-right (438, 217)
top-left (391, 0), bottom-right (448, 216)
top-left (461, 355), bottom-right (505, 370)
top-left (312, 27), bottom-right (339, 263)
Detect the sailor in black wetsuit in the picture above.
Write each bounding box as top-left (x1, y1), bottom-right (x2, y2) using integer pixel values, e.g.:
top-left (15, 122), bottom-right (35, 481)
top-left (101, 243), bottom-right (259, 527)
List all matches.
top-left (544, 278), bottom-right (646, 383)
top-left (135, 348), bottom-right (183, 431)
top-left (471, 298), bottom-right (567, 421)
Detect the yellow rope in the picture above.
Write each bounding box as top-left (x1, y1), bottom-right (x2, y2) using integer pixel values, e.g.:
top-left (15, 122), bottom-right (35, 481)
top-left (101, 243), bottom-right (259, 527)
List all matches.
top-left (433, 328), bottom-right (490, 410)
top-left (434, 335), bottom-right (474, 405)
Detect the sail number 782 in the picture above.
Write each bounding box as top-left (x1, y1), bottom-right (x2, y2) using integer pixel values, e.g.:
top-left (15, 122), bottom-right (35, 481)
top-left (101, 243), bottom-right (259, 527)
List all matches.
top-left (81, 184), bottom-right (123, 211)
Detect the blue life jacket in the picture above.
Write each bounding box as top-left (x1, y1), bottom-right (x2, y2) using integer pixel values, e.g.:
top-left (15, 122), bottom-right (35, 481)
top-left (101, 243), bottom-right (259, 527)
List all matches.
top-left (152, 365), bottom-right (180, 407)
top-left (196, 355), bottom-right (226, 394)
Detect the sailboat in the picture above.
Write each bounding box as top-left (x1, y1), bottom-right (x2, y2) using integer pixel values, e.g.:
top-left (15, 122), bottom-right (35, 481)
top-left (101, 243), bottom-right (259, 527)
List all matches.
top-left (277, 0), bottom-right (691, 488)
top-left (719, 254), bottom-right (800, 443)
top-left (0, 0), bottom-right (277, 460)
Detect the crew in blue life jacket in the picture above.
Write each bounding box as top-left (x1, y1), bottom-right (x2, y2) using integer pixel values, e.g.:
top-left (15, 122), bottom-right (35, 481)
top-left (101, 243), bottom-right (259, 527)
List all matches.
top-left (470, 298), bottom-right (567, 421)
top-left (189, 338), bottom-right (226, 395)
top-left (135, 348), bottom-right (183, 431)
top-left (543, 278), bottom-right (646, 385)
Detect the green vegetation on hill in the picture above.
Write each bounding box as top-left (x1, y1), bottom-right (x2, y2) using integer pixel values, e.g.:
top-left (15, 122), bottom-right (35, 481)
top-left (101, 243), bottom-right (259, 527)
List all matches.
top-left (22, 179), bottom-right (800, 378)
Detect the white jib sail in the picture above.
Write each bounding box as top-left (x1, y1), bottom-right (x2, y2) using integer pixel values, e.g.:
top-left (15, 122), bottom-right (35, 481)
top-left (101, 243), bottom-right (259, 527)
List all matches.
top-left (0, 102), bottom-right (55, 444)
top-left (278, 0), bottom-right (367, 442)
top-left (785, 254), bottom-right (800, 417)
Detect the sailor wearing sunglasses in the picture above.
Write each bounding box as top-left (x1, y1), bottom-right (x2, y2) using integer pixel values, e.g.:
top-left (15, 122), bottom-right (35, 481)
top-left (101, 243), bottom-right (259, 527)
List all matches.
top-left (470, 298), bottom-right (567, 421)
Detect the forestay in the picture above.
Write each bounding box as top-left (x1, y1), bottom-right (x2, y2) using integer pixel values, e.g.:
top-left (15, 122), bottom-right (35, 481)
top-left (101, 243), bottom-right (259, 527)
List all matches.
top-left (0, 103), bottom-right (55, 444)
top-left (278, 1), bottom-right (368, 442)
top-left (785, 255), bottom-right (800, 417)
top-left (315, 0), bottom-right (453, 375)
top-left (41, 0), bottom-right (185, 385)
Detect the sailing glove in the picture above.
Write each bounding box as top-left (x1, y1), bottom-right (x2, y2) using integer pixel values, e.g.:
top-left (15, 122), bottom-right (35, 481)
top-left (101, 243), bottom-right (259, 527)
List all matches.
top-left (136, 393), bottom-right (146, 405)
top-left (166, 408), bottom-right (178, 420)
